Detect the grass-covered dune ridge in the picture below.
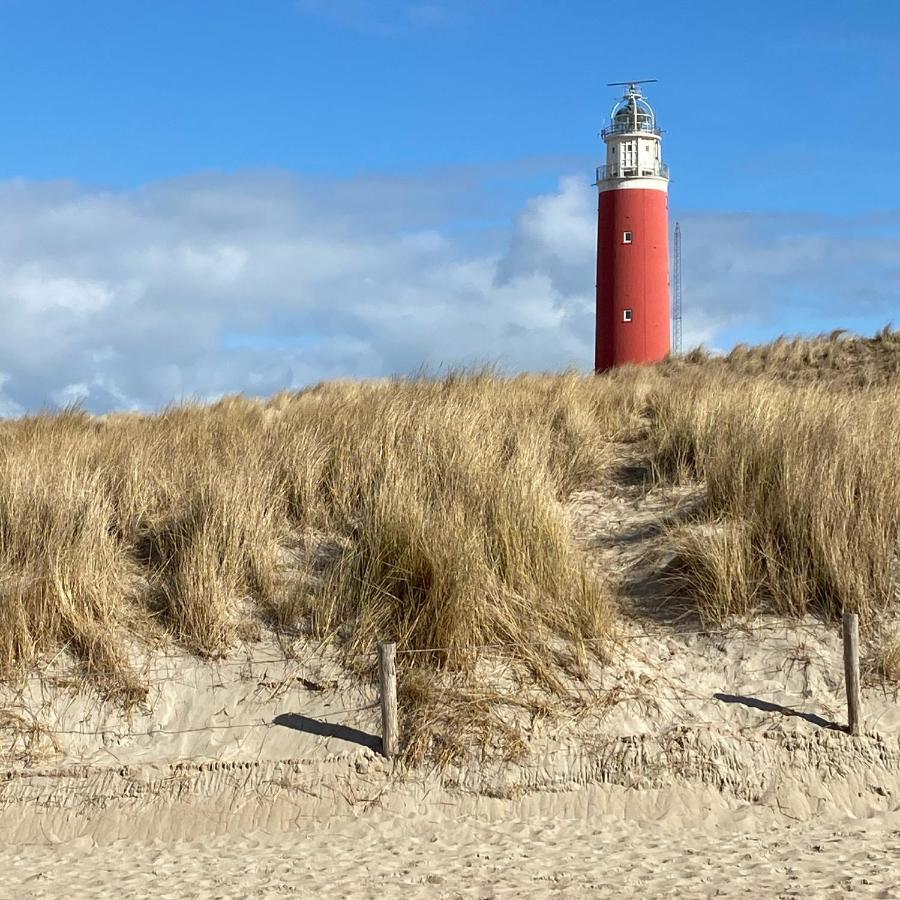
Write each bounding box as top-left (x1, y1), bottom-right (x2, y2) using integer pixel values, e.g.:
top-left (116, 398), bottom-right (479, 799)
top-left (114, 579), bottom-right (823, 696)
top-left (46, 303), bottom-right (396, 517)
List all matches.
top-left (649, 370), bottom-right (900, 625)
top-left (653, 327), bottom-right (900, 674)
top-left (0, 371), bottom-right (636, 687)
top-left (0, 327), bottom-right (898, 703)
top-left (671, 325), bottom-right (900, 387)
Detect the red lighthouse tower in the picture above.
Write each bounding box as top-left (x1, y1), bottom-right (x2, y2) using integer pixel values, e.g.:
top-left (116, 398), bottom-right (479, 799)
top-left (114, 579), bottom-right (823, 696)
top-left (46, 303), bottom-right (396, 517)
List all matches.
top-left (595, 81), bottom-right (670, 372)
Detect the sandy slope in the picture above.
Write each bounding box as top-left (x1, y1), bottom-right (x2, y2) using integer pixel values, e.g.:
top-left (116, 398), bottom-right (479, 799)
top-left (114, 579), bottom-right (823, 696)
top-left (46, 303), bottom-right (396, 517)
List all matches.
top-left (3, 620), bottom-right (900, 898)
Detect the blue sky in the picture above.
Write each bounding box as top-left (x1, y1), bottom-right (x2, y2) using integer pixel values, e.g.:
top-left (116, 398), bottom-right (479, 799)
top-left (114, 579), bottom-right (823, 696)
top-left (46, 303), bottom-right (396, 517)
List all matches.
top-left (0, 0), bottom-right (898, 412)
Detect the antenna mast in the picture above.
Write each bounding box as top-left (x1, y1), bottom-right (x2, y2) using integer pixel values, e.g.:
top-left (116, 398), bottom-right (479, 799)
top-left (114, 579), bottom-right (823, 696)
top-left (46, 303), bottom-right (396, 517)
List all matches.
top-left (606, 79), bottom-right (658, 87)
top-left (673, 222), bottom-right (683, 355)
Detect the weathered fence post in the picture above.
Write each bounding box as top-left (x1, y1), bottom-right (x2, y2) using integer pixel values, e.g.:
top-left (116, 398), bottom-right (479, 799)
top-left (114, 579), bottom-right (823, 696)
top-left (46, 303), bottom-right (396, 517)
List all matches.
top-left (842, 612), bottom-right (861, 736)
top-left (378, 641), bottom-right (399, 759)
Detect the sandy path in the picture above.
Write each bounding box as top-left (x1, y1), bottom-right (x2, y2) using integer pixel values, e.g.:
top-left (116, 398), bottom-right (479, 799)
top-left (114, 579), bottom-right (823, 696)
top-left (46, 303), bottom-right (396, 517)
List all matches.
top-left (4, 807), bottom-right (899, 899)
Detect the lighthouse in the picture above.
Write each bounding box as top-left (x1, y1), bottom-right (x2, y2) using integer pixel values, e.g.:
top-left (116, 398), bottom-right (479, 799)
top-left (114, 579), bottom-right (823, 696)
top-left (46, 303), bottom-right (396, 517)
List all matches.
top-left (595, 81), bottom-right (670, 371)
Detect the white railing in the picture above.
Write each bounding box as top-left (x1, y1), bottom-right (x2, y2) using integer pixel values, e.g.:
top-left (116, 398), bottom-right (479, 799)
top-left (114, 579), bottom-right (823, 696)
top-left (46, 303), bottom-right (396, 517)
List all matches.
top-left (596, 163), bottom-right (670, 182)
top-left (601, 121), bottom-right (662, 139)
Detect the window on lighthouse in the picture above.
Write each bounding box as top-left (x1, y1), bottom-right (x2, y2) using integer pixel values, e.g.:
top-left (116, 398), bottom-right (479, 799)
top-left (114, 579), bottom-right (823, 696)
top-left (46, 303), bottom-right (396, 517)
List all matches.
top-left (623, 231), bottom-right (633, 244)
top-left (623, 309), bottom-right (633, 322)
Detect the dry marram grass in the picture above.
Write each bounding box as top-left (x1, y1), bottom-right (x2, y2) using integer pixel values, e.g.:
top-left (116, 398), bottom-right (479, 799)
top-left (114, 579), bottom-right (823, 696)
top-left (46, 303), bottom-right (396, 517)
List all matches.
top-left (0, 372), bottom-right (634, 702)
top-left (646, 328), bottom-right (900, 633)
top-left (0, 328), bottom-right (899, 758)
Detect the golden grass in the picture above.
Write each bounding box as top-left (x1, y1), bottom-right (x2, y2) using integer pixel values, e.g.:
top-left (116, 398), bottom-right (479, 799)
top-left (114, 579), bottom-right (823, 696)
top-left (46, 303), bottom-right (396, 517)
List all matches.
top-left (0, 371), bottom-right (637, 698)
top-left (668, 325), bottom-right (900, 388)
top-left (876, 633), bottom-right (900, 682)
top-left (646, 333), bottom-right (900, 629)
top-left (1, 326), bottom-right (899, 752)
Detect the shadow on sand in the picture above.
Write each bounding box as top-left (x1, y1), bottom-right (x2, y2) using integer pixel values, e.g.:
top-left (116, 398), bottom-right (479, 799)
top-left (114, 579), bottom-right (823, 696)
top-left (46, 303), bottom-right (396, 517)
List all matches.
top-left (273, 713), bottom-right (382, 752)
top-left (714, 693), bottom-right (845, 732)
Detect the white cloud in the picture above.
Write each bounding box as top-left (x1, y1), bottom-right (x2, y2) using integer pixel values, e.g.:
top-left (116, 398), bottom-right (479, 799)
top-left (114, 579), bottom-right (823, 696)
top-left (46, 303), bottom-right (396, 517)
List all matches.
top-left (0, 373), bottom-right (24, 418)
top-left (674, 211), bottom-right (900, 347)
top-left (6, 270), bottom-right (118, 314)
top-left (495, 175), bottom-right (597, 297)
top-left (0, 169), bottom-right (598, 413)
top-left (0, 168), bottom-right (896, 415)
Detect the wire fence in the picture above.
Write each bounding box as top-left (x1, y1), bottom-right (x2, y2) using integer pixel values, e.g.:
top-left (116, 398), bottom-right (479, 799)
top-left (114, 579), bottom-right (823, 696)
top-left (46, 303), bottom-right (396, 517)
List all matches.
top-left (6, 703), bottom-right (379, 741)
top-left (0, 618), bottom-right (840, 680)
top-left (0, 653), bottom-right (331, 688)
top-left (0, 617), bottom-right (871, 789)
top-left (393, 619), bottom-right (838, 656)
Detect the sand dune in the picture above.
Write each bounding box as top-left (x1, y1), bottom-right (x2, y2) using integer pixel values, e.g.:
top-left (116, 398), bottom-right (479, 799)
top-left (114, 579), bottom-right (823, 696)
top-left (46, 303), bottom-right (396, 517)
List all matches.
top-left (2, 619), bottom-right (900, 897)
top-left (2, 375), bottom-right (899, 898)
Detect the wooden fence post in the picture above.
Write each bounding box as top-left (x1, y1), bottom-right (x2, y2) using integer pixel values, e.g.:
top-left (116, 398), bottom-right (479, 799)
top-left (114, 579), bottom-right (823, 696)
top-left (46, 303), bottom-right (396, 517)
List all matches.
top-left (378, 641), bottom-right (399, 759)
top-left (843, 612), bottom-right (861, 736)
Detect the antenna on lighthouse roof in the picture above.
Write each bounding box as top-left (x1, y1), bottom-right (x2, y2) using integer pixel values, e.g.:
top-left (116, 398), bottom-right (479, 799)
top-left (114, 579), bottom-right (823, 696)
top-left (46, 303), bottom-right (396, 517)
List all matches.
top-left (607, 79), bottom-right (658, 88)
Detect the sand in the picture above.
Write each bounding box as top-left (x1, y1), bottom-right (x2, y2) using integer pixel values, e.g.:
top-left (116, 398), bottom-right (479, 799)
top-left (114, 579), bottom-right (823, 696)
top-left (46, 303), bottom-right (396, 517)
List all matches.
top-left (2, 618), bottom-right (899, 898)
top-left (3, 798), bottom-right (900, 897)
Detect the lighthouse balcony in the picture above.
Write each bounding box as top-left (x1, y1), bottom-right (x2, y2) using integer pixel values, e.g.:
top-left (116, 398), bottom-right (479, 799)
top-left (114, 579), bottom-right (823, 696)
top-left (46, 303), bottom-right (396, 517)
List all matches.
top-left (596, 163), bottom-right (669, 182)
top-left (601, 122), bottom-right (662, 139)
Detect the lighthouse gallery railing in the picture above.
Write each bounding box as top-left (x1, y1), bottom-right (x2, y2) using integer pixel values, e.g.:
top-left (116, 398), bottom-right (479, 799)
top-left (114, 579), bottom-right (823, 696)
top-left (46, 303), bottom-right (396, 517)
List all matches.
top-left (596, 163), bottom-right (670, 182)
top-left (601, 122), bottom-right (662, 139)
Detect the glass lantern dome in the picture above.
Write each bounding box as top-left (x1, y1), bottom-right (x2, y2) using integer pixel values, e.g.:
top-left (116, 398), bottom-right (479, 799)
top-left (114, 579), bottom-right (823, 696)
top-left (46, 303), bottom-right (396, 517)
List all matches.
top-left (602, 85), bottom-right (660, 137)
